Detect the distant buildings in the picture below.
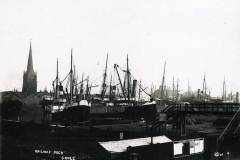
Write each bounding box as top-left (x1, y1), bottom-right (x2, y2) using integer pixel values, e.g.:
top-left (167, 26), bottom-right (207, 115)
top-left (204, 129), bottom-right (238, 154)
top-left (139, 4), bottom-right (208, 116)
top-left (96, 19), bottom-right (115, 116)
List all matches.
top-left (22, 42), bottom-right (37, 94)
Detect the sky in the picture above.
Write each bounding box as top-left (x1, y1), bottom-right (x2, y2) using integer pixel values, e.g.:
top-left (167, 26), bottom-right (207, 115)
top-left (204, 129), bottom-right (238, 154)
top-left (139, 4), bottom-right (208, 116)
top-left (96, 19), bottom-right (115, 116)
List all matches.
top-left (0, 0), bottom-right (240, 97)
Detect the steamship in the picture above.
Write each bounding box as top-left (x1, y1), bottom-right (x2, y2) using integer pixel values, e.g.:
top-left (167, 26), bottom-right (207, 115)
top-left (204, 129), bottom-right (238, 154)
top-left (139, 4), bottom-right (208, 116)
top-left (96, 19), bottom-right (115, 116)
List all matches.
top-left (49, 50), bottom-right (90, 125)
top-left (89, 54), bottom-right (156, 121)
top-left (42, 52), bottom-right (159, 125)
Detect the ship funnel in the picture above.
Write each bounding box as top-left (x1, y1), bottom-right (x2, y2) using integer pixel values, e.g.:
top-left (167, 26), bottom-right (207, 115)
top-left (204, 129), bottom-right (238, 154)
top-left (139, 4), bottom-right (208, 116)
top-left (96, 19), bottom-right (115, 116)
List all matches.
top-left (236, 92), bottom-right (239, 103)
top-left (131, 80), bottom-right (137, 98)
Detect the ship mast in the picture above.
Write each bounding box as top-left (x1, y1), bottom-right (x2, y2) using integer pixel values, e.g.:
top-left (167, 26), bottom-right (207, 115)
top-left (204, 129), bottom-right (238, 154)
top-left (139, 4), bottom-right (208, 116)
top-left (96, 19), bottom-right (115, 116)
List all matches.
top-left (172, 76), bottom-right (175, 101)
top-left (127, 54), bottom-right (130, 104)
top-left (222, 76), bottom-right (226, 101)
top-left (109, 75), bottom-right (112, 100)
top-left (80, 73), bottom-right (84, 100)
top-left (74, 65), bottom-right (78, 96)
top-left (176, 79), bottom-right (179, 102)
top-left (188, 80), bottom-right (190, 97)
top-left (160, 61), bottom-right (166, 99)
top-left (202, 72), bottom-right (207, 101)
top-left (138, 80), bottom-right (142, 101)
top-left (55, 59), bottom-right (59, 99)
top-left (86, 76), bottom-right (89, 100)
top-left (101, 53), bottom-right (108, 100)
top-left (70, 49), bottom-right (73, 103)
top-left (114, 64), bottom-right (126, 100)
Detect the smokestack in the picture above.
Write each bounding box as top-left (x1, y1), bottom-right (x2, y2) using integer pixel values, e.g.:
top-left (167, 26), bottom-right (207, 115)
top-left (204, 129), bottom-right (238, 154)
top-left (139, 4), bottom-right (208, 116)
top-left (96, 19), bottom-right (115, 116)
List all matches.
top-left (236, 92), bottom-right (239, 103)
top-left (197, 89), bottom-right (201, 100)
top-left (131, 80), bottom-right (137, 98)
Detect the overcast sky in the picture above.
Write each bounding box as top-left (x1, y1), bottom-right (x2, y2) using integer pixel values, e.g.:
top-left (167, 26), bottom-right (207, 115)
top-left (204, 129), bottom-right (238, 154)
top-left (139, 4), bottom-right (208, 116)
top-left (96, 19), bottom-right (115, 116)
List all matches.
top-left (0, 0), bottom-right (240, 96)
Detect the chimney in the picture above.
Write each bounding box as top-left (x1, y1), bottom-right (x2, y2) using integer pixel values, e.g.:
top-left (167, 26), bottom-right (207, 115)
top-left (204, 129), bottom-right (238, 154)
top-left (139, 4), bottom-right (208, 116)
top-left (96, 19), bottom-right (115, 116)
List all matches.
top-left (131, 80), bottom-right (137, 98)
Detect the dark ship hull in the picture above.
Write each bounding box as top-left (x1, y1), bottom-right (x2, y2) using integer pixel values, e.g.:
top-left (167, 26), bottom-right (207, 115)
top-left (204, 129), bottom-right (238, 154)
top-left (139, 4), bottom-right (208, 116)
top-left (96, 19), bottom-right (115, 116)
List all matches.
top-left (124, 100), bottom-right (175, 121)
top-left (52, 105), bottom-right (90, 125)
top-left (89, 100), bottom-right (157, 121)
top-left (124, 103), bottom-right (157, 121)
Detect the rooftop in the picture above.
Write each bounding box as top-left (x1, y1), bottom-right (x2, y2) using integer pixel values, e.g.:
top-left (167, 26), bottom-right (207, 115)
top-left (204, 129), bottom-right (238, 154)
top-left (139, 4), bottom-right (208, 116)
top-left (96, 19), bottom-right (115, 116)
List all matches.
top-left (99, 135), bottom-right (172, 153)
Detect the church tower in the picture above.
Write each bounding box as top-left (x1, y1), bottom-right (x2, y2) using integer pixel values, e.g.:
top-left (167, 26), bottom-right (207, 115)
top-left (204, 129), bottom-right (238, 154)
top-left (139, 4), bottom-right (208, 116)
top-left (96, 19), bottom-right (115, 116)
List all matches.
top-left (22, 41), bottom-right (37, 94)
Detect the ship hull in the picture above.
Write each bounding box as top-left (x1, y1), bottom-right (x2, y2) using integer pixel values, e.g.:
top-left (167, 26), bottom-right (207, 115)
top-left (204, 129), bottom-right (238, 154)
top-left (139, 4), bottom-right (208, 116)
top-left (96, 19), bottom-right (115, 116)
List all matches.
top-left (90, 102), bottom-right (158, 121)
top-left (52, 105), bottom-right (90, 125)
top-left (124, 104), bottom-right (157, 121)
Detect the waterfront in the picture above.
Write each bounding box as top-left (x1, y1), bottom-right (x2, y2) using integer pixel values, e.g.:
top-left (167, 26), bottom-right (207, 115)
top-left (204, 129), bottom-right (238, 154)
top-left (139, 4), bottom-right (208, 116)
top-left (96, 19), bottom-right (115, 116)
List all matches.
top-left (2, 114), bottom-right (240, 160)
top-left (1, 1), bottom-right (240, 159)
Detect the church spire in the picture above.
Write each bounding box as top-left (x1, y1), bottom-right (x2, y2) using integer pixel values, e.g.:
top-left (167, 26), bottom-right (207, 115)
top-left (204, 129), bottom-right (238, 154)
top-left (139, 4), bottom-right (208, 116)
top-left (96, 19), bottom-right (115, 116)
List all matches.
top-left (22, 40), bottom-right (37, 94)
top-left (27, 41), bottom-right (34, 72)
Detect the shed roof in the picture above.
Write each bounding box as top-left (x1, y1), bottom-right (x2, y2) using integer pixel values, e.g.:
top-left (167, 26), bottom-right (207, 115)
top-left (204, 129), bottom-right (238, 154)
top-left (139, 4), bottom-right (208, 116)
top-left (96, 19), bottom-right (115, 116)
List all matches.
top-left (99, 135), bottom-right (172, 153)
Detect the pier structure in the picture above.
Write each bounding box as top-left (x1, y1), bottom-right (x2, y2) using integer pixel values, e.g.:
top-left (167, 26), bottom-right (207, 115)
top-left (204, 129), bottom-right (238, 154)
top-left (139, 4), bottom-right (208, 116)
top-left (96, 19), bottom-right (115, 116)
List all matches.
top-left (149, 102), bottom-right (240, 137)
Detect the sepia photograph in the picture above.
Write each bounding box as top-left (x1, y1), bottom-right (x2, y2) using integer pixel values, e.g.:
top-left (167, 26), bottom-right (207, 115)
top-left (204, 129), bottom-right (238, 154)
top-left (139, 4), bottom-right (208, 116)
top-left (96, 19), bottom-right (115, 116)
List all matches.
top-left (0, 0), bottom-right (240, 159)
